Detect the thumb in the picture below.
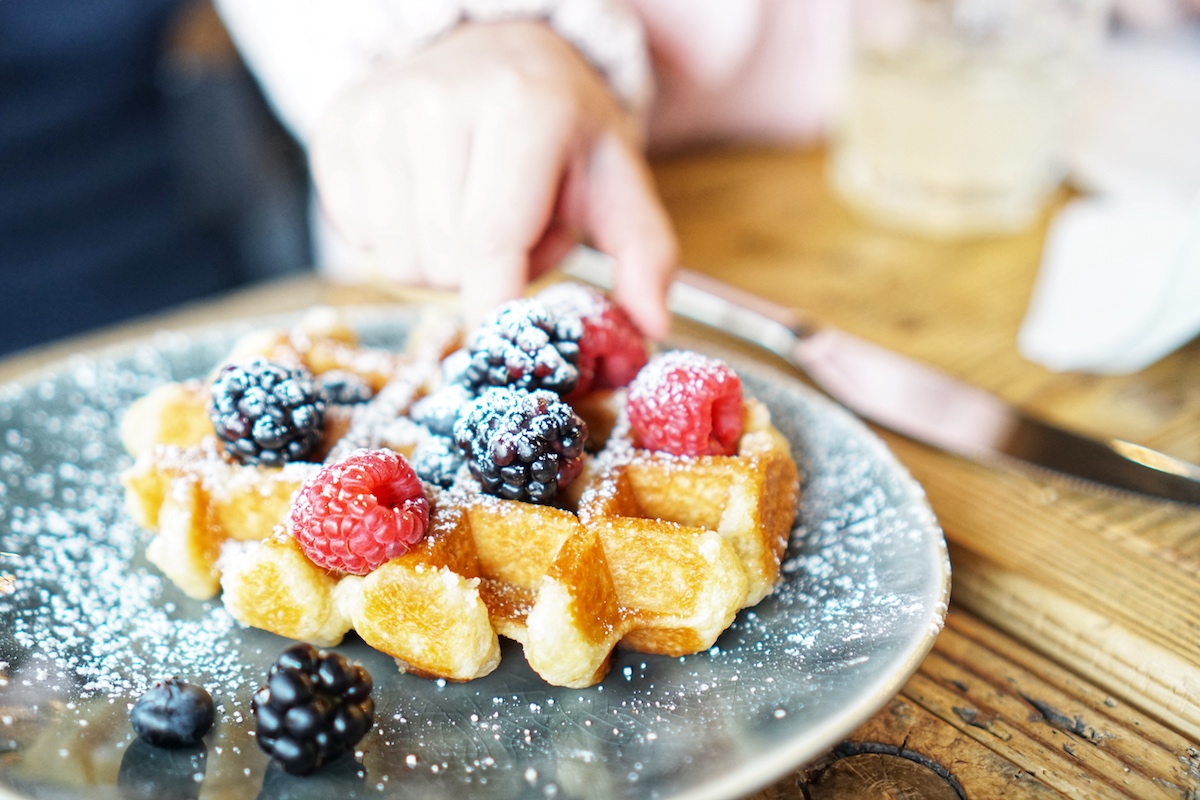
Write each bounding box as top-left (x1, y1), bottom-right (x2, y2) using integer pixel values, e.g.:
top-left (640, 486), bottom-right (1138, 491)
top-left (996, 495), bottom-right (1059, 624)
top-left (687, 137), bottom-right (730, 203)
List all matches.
top-left (581, 132), bottom-right (678, 340)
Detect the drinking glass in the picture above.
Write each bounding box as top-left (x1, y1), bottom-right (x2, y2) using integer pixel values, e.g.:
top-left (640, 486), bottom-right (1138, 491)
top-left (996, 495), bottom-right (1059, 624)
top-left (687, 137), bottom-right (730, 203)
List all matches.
top-left (829, 0), bottom-right (1111, 237)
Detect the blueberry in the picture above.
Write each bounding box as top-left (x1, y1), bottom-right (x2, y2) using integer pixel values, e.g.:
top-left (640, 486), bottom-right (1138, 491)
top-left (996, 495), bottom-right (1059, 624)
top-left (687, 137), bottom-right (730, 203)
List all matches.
top-left (317, 370), bottom-right (374, 405)
top-left (130, 678), bottom-right (215, 748)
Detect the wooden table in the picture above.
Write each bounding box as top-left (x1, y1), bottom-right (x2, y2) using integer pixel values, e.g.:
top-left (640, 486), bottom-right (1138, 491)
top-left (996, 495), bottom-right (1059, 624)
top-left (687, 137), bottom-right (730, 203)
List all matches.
top-left (6, 146), bottom-right (1198, 798)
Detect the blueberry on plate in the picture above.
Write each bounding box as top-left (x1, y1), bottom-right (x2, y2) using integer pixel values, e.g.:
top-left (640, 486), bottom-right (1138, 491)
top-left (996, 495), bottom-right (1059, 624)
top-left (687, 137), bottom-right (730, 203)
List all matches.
top-left (130, 677), bottom-right (215, 748)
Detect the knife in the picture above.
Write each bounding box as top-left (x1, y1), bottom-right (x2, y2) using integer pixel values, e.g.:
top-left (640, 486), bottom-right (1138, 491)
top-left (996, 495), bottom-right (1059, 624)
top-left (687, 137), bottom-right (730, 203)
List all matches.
top-left (562, 247), bottom-right (1200, 506)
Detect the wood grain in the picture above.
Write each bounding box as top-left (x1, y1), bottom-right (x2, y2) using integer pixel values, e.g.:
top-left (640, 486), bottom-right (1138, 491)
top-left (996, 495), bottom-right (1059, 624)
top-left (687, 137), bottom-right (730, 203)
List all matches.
top-left (651, 145), bottom-right (1200, 747)
top-left (753, 611), bottom-right (1200, 799)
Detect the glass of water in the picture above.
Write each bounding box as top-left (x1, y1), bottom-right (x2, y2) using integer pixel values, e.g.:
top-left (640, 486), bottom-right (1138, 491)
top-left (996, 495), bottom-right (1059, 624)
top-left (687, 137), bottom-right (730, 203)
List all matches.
top-left (829, 0), bottom-right (1110, 238)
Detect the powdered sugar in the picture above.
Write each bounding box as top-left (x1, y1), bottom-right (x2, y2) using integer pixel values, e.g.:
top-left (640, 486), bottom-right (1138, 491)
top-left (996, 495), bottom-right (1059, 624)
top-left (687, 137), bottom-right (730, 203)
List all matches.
top-left (0, 310), bottom-right (947, 800)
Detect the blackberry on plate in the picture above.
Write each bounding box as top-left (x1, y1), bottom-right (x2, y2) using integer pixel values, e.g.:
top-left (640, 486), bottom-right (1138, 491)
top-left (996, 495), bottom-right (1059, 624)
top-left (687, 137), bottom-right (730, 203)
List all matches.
top-left (209, 359), bottom-right (327, 466)
top-left (461, 299), bottom-right (582, 395)
top-left (252, 643), bottom-right (374, 776)
top-left (316, 370), bottom-right (374, 405)
top-left (453, 387), bottom-right (588, 504)
top-left (130, 677), bottom-right (215, 748)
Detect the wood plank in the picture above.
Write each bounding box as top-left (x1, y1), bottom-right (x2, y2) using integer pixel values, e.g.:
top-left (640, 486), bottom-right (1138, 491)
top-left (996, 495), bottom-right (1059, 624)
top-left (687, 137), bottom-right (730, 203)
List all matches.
top-left (948, 545), bottom-right (1200, 742)
top-left (917, 618), bottom-right (1198, 798)
top-left (887, 437), bottom-right (1200, 666)
top-left (750, 611), bottom-right (1199, 799)
top-left (945, 613), bottom-right (1199, 761)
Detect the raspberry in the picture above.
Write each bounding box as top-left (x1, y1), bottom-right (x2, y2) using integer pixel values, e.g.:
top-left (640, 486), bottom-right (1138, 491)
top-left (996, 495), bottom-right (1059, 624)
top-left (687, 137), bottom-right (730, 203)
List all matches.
top-left (129, 678), bottom-right (215, 748)
top-left (209, 360), bottom-right (326, 466)
top-left (461, 299), bottom-right (582, 396)
top-left (290, 449), bottom-right (429, 575)
top-left (453, 387), bottom-right (588, 504)
top-left (537, 283), bottom-right (648, 398)
top-left (626, 351), bottom-right (744, 457)
top-left (252, 643), bottom-right (374, 775)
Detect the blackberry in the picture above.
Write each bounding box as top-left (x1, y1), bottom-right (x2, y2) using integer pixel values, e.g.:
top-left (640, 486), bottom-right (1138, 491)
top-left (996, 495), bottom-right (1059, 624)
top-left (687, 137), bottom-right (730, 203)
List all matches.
top-left (252, 643), bottom-right (374, 776)
top-left (462, 299), bottom-right (582, 395)
top-left (410, 383), bottom-right (475, 438)
top-left (453, 387), bottom-right (588, 504)
top-left (317, 370), bottom-right (374, 405)
top-left (409, 435), bottom-right (465, 488)
top-left (209, 360), bottom-right (327, 466)
top-left (439, 347), bottom-right (473, 387)
top-left (129, 678), bottom-right (215, 748)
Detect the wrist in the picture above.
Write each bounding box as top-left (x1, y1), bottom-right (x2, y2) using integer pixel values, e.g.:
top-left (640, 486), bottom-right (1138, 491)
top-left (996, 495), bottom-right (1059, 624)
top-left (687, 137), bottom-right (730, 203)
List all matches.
top-left (400, 0), bottom-right (652, 115)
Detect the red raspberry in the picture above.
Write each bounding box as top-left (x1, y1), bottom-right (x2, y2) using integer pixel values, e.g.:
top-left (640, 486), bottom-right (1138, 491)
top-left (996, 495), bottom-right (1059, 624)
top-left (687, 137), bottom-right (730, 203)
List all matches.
top-left (626, 351), bottom-right (744, 457)
top-left (290, 449), bottom-right (430, 575)
top-left (537, 283), bottom-right (648, 399)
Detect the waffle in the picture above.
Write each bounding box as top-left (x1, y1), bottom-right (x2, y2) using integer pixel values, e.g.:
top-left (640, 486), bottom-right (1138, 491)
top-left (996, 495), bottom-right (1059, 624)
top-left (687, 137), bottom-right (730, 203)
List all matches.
top-left (219, 473), bottom-right (754, 687)
top-left (124, 439), bottom-right (319, 598)
top-left (120, 308), bottom-right (459, 599)
top-left (214, 393), bottom-right (794, 687)
top-left (579, 398), bottom-right (798, 608)
top-left (121, 303), bottom-right (801, 688)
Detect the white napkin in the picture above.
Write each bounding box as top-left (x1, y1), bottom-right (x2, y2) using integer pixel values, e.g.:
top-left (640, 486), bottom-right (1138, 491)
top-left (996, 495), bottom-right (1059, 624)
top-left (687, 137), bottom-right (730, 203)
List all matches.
top-left (1018, 27), bottom-right (1200, 374)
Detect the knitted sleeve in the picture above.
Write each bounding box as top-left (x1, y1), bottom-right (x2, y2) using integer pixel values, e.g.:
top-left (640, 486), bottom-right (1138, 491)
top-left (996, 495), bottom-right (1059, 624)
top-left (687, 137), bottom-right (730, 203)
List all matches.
top-left (214, 0), bottom-right (651, 143)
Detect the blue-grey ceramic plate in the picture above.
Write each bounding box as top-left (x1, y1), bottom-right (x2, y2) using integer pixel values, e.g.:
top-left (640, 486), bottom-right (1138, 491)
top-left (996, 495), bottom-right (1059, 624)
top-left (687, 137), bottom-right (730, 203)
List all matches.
top-left (0, 306), bottom-right (949, 800)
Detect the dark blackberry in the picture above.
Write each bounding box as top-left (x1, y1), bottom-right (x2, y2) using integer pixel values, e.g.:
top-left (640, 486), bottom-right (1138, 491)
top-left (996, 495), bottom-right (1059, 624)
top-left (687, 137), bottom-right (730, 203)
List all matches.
top-left (409, 435), bottom-right (465, 488)
top-left (209, 360), bottom-right (327, 466)
top-left (462, 299), bottom-right (582, 395)
top-left (129, 678), bottom-right (215, 748)
top-left (252, 643), bottom-right (374, 776)
top-left (317, 370), bottom-right (374, 405)
top-left (453, 387), bottom-right (588, 504)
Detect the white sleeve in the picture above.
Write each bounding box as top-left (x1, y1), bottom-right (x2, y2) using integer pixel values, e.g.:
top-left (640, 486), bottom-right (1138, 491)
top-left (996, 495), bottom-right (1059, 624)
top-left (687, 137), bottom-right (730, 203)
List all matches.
top-left (214, 0), bottom-right (651, 144)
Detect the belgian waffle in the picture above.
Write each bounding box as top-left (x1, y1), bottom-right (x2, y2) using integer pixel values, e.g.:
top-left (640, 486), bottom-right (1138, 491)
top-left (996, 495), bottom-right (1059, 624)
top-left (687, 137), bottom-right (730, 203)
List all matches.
top-left (121, 302), bottom-right (800, 687)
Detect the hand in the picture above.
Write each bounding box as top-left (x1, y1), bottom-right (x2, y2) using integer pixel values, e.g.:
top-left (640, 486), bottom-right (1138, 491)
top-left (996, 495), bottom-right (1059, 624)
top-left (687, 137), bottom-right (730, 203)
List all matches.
top-left (311, 20), bottom-right (677, 338)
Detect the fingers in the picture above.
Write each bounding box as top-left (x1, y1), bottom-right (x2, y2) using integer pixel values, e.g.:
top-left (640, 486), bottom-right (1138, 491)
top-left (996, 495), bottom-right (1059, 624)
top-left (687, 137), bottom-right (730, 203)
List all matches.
top-left (401, 83), bottom-right (470, 288)
top-left (311, 20), bottom-right (677, 339)
top-left (311, 86), bottom-right (421, 284)
top-left (456, 84), bottom-right (574, 323)
top-left (581, 131), bottom-right (678, 340)
top-left (528, 222), bottom-right (580, 280)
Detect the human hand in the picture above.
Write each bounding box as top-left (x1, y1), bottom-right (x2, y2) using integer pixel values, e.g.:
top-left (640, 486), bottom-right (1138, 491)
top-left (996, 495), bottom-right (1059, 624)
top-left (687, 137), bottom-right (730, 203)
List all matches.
top-left (311, 20), bottom-right (677, 338)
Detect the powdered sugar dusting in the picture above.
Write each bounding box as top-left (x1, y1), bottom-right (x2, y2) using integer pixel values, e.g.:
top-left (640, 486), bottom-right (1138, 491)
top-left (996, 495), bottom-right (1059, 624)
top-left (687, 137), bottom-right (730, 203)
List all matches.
top-left (0, 309), bottom-right (947, 800)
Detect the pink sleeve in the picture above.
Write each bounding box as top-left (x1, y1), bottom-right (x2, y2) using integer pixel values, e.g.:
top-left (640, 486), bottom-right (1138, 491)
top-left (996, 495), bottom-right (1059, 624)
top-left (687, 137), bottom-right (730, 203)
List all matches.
top-left (631, 0), bottom-right (852, 149)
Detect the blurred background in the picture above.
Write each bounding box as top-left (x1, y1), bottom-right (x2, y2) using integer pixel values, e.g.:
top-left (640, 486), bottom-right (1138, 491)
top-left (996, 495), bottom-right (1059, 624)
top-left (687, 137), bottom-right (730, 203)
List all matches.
top-left (0, 0), bottom-right (310, 357)
top-left (3, 0), bottom-right (1198, 367)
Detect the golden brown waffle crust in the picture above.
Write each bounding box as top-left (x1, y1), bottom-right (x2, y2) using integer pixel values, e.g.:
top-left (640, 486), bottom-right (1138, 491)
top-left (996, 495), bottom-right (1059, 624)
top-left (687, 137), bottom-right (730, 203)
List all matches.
top-left (120, 308), bottom-right (801, 687)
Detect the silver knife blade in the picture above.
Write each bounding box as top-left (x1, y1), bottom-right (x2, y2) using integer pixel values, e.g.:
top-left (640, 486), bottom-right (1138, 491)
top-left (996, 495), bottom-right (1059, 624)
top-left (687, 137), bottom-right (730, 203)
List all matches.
top-left (562, 247), bottom-right (1200, 505)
